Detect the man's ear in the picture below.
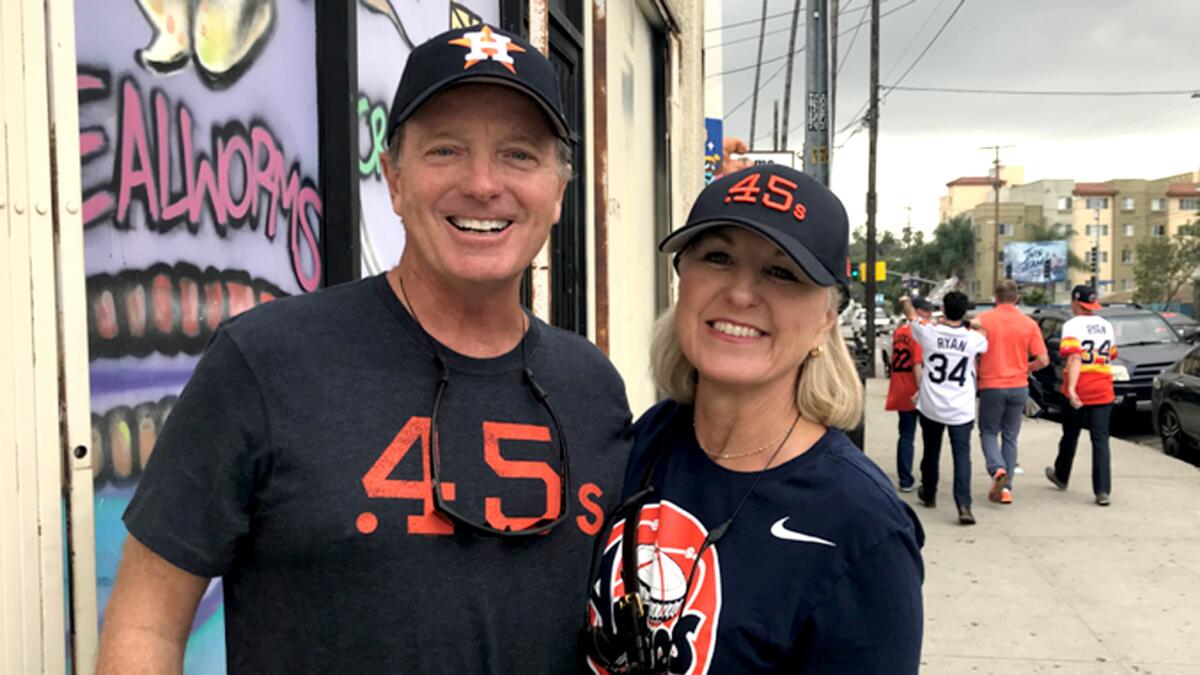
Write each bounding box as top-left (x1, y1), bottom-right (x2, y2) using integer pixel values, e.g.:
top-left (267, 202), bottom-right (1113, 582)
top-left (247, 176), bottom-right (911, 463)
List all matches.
top-left (380, 150), bottom-right (405, 217)
top-left (551, 174), bottom-right (568, 225)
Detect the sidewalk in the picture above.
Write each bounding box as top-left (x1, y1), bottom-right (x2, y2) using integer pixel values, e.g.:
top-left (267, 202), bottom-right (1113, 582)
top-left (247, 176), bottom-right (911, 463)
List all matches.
top-left (863, 377), bottom-right (1200, 674)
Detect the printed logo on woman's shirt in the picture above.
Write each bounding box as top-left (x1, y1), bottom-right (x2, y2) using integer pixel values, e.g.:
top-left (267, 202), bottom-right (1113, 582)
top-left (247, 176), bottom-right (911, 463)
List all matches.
top-left (587, 501), bottom-right (722, 675)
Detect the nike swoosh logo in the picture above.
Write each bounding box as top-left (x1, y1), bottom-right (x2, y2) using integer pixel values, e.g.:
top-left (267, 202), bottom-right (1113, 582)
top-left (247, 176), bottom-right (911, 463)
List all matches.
top-left (770, 518), bottom-right (836, 547)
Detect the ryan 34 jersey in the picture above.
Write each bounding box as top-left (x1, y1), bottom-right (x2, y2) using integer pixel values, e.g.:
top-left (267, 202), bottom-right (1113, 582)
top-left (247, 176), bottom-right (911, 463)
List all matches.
top-left (910, 320), bottom-right (988, 426)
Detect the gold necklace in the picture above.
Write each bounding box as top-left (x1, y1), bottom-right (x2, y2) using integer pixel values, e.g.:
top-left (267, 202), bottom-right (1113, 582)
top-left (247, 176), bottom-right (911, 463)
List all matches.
top-left (695, 411), bottom-right (802, 460)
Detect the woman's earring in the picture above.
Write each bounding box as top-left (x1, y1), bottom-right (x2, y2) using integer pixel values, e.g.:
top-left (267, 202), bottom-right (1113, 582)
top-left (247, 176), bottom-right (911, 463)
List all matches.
top-left (809, 345), bottom-right (825, 358)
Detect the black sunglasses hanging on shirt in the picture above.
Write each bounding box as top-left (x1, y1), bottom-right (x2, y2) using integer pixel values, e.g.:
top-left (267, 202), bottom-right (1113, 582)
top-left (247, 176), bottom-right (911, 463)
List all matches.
top-left (400, 276), bottom-right (571, 537)
top-left (583, 408), bottom-right (800, 673)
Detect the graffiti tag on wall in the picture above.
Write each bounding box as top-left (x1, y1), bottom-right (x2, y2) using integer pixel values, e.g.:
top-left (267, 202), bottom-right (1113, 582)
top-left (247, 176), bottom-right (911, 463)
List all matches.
top-left (80, 69), bottom-right (322, 292)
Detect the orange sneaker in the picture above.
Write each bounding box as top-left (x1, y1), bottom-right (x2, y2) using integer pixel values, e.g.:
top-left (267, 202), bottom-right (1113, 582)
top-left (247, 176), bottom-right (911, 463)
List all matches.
top-left (988, 468), bottom-right (1009, 503)
top-left (999, 488), bottom-right (1012, 504)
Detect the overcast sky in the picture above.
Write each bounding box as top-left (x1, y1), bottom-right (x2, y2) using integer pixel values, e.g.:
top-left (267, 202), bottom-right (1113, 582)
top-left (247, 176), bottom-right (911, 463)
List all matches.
top-left (712, 0), bottom-right (1200, 234)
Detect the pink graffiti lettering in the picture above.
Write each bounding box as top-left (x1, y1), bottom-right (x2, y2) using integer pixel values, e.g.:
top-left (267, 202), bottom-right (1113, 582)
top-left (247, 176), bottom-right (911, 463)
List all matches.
top-left (103, 76), bottom-right (322, 292)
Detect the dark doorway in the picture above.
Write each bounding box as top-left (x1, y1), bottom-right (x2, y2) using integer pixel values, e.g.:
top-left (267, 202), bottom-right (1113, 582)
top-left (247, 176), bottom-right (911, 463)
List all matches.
top-left (502, 1), bottom-right (588, 337)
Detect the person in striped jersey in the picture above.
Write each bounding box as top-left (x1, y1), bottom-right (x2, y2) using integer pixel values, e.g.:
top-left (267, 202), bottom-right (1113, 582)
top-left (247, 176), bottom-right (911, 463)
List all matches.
top-left (1045, 285), bottom-right (1116, 506)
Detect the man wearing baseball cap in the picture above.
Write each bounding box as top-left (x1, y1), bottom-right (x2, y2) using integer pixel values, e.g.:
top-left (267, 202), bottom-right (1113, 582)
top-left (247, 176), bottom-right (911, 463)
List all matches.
top-left (1045, 285), bottom-right (1116, 506)
top-left (98, 25), bottom-right (632, 673)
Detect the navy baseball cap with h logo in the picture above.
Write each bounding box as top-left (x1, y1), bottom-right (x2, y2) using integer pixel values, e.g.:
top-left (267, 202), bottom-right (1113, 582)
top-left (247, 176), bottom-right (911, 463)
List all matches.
top-left (387, 24), bottom-right (569, 142)
top-left (660, 164), bottom-right (851, 288)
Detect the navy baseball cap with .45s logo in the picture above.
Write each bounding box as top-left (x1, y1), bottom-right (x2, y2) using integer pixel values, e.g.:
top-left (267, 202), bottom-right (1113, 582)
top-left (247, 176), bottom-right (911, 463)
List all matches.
top-left (660, 164), bottom-right (851, 287)
top-left (387, 24), bottom-right (569, 142)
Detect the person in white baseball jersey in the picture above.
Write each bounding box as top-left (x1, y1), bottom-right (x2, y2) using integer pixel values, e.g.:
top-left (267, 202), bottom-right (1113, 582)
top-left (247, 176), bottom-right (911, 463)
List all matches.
top-left (901, 292), bottom-right (989, 525)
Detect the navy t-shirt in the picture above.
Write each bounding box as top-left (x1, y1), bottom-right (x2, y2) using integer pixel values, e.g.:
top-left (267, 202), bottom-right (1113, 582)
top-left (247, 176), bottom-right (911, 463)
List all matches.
top-left (124, 273), bottom-right (632, 673)
top-left (586, 400), bottom-right (924, 674)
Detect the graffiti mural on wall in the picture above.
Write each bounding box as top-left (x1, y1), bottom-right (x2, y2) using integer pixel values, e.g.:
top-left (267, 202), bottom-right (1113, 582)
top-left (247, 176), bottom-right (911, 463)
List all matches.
top-left (79, 69), bottom-right (322, 292)
top-left (77, 1), bottom-right (319, 671)
top-left (356, 0), bottom-right (497, 275)
top-left (134, 0), bottom-right (277, 88)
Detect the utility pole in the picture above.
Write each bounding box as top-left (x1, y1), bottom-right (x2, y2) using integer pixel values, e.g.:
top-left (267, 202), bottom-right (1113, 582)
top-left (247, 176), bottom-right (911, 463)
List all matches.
top-left (773, 100), bottom-right (780, 150)
top-left (829, 0), bottom-right (839, 159)
top-left (780, 0), bottom-right (803, 149)
top-left (864, 0), bottom-right (879, 377)
top-left (981, 144), bottom-right (1013, 295)
top-left (749, 0), bottom-right (770, 149)
top-left (1092, 207), bottom-right (1101, 289)
top-left (804, 0), bottom-right (830, 184)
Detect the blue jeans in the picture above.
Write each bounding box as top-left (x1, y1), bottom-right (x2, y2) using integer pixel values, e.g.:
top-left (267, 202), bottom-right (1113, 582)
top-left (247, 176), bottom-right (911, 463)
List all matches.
top-left (1055, 403), bottom-right (1113, 495)
top-left (896, 410), bottom-right (918, 488)
top-left (919, 413), bottom-right (975, 507)
top-left (978, 387), bottom-right (1028, 488)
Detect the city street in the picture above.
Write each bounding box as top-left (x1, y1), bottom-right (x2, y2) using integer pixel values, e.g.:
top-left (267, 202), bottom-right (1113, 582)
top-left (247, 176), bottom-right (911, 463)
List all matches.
top-left (863, 377), bottom-right (1200, 674)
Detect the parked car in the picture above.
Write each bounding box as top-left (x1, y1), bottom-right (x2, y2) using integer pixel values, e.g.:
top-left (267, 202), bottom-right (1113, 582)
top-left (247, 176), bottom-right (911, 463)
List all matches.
top-left (1152, 344), bottom-right (1200, 457)
top-left (849, 306), bottom-right (893, 337)
top-left (1160, 311), bottom-right (1200, 343)
top-left (1031, 305), bottom-right (1193, 415)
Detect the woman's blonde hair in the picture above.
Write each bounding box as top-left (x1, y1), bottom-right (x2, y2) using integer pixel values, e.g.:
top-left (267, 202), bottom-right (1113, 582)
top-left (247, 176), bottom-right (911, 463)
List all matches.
top-left (650, 285), bottom-right (863, 431)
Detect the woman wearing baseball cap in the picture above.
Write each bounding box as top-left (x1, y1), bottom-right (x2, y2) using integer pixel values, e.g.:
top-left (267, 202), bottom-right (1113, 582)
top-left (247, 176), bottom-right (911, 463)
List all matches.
top-left (585, 166), bottom-right (924, 673)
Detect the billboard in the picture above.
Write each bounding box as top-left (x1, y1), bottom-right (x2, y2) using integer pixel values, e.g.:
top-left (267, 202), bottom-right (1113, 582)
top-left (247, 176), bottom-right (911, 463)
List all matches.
top-left (1004, 241), bottom-right (1068, 283)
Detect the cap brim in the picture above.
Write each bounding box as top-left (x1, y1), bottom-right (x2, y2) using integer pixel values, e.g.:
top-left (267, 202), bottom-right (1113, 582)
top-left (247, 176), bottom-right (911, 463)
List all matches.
top-left (1078, 300), bottom-right (1102, 311)
top-left (393, 73), bottom-right (569, 140)
top-left (659, 218), bottom-right (839, 287)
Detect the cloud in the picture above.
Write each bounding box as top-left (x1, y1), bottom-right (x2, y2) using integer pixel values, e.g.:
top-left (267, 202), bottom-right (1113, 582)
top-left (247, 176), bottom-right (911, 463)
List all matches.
top-left (715, 0), bottom-right (1200, 233)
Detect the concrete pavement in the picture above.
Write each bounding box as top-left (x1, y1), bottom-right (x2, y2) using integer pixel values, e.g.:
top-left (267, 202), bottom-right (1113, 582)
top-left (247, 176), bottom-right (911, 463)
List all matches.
top-left (862, 377), bottom-right (1200, 674)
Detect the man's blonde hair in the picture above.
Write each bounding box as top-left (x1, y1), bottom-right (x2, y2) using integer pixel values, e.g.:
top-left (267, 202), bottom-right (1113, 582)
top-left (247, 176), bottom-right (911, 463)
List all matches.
top-left (995, 279), bottom-right (1020, 304)
top-left (650, 286), bottom-right (863, 431)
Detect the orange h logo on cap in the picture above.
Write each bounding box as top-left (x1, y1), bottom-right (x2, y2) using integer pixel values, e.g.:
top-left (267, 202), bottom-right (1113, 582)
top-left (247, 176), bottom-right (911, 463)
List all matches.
top-left (448, 25), bottom-right (526, 74)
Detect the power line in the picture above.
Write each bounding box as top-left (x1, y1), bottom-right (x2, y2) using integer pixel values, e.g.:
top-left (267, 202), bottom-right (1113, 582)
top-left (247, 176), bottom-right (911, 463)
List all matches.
top-left (884, 0), bottom-right (967, 94)
top-left (836, 0), bottom-right (871, 76)
top-left (884, 85), bottom-right (1200, 96)
top-left (705, 23), bottom-right (796, 51)
top-left (710, 0), bottom-right (916, 79)
top-left (821, 0), bottom-right (965, 136)
top-left (882, 0), bottom-right (948, 83)
top-left (706, 0), bottom-right (877, 51)
top-left (705, 8), bottom-right (795, 33)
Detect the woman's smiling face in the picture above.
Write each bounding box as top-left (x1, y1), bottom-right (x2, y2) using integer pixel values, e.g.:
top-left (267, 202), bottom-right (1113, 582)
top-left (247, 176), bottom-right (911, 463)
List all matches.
top-left (675, 226), bottom-right (836, 392)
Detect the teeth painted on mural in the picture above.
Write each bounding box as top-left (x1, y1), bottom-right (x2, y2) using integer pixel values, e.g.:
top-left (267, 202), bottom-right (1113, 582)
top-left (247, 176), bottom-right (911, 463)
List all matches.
top-left (87, 265), bottom-right (287, 360)
top-left (193, 0), bottom-right (276, 79)
top-left (136, 0), bottom-right (193, 74)
top-left (90, 396), bottom-right (178, 488)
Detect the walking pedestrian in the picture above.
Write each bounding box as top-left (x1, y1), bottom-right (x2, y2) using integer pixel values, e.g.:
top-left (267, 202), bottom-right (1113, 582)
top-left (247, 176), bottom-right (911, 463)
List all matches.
top-left (886, 296), bottom-right (932, 492)
top-left (901, 292), bottom-right (988, 525)
top-left (1045, 285), bottom-right (1116, 506)
top-left (976, 280), bottom-right (1049, 504)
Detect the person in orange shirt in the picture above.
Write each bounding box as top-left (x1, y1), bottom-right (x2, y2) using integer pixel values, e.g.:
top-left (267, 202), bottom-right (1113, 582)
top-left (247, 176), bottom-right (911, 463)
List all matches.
top-left (975, 281), bottom-right (1049, 504)
top-left (886, 296), bottom-right (932, 492)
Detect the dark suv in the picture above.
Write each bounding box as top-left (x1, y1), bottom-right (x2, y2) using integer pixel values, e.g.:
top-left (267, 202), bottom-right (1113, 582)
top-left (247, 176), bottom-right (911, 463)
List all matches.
top-left (1031, 305), bottom-right (1192, 415)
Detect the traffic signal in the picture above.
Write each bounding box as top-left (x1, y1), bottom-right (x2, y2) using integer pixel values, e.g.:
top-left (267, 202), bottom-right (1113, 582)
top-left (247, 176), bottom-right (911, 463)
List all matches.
top-left (851, 264), bottom-right (861, 281)
top-left (1005, 263), bottom-right (1013, 280)
top-left (1043, 259), bottom-right (1052, 279)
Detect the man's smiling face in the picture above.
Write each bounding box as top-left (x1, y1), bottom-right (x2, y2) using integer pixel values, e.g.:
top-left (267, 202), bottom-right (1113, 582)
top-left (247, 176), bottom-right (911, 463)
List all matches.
top-left (383, 83), bottom-right (568, 291)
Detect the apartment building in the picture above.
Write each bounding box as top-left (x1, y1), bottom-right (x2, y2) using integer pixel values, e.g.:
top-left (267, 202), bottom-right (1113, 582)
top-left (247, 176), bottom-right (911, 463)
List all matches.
top-left (938, 164), bottom-right (1024, 223)
top-left (944, 169), bottom-right (1200, 299)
